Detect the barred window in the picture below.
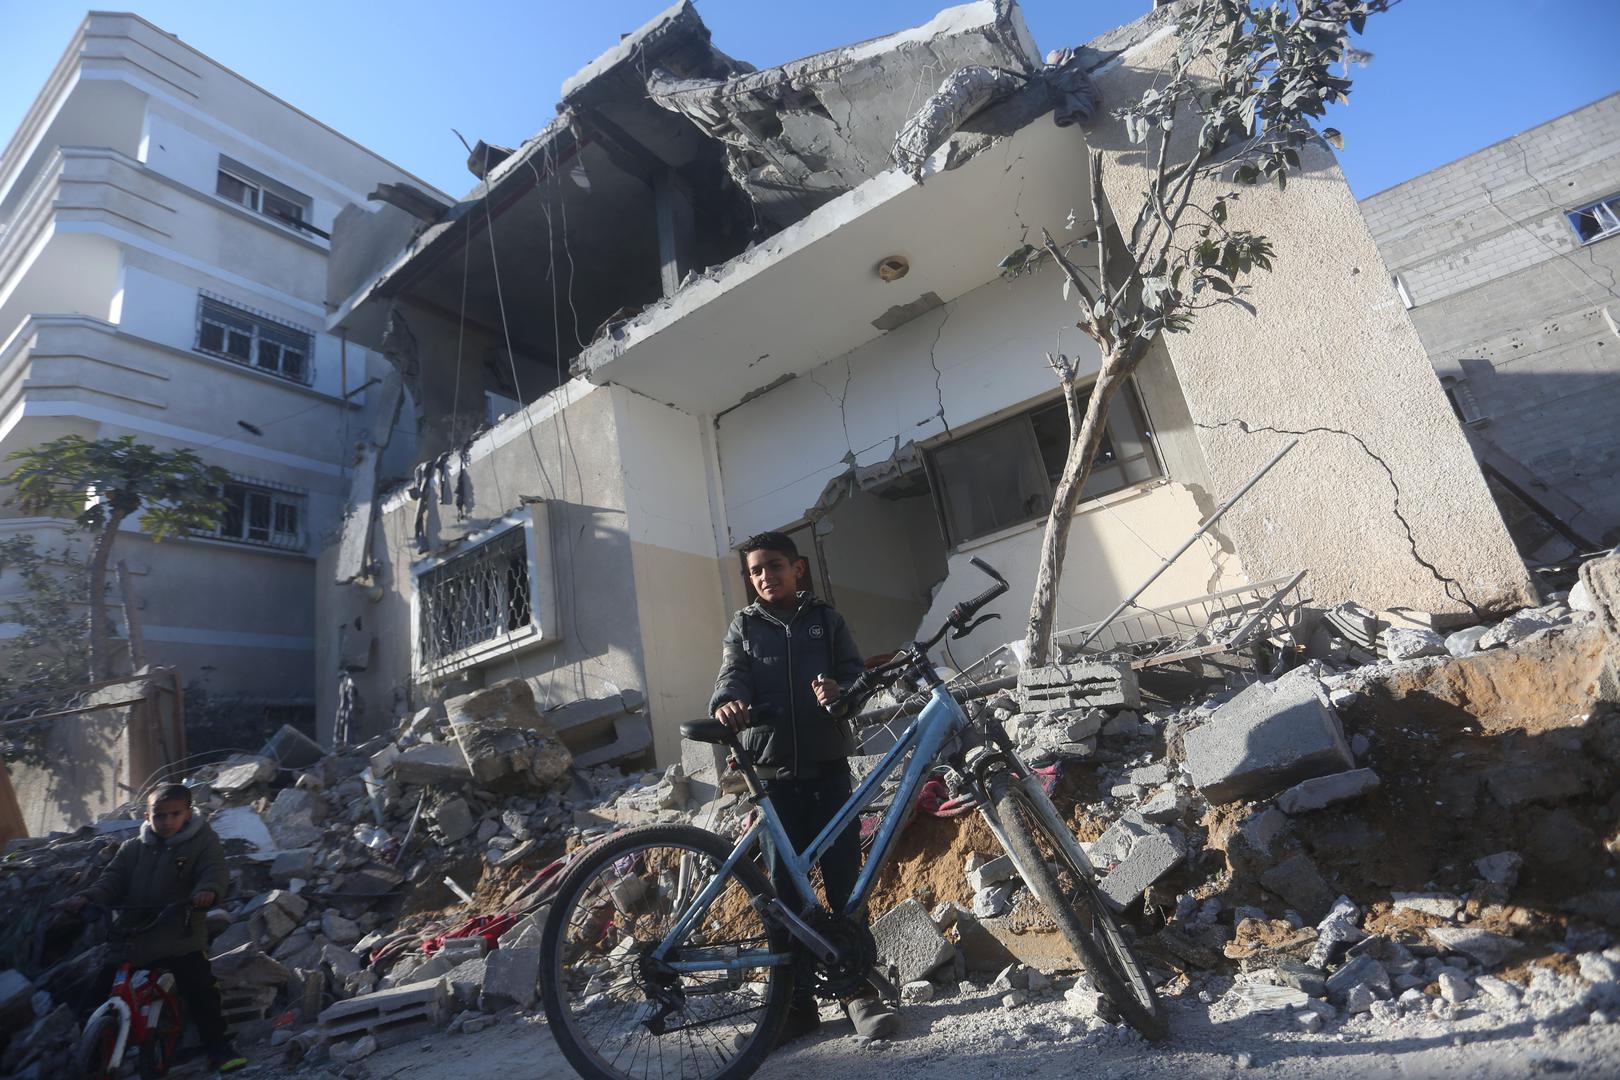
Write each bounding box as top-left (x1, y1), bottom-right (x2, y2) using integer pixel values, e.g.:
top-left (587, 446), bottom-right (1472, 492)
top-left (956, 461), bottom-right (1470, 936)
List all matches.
top-left (203, 477), bottom-right (306, 551)
top-left (418, 527), bottom-right (533, 669)
top-left (196, 296), bottom-right (313, 385)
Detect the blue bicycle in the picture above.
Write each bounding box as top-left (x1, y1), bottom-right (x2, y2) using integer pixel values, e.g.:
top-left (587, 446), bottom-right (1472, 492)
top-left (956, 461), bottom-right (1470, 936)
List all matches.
top-left (539, 558), bottom-right (1165, 1080)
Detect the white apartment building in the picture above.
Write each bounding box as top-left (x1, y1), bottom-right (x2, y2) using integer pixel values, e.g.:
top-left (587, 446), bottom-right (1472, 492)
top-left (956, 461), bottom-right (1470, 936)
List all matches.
top-left (0, 13), bottom-right (442, 709)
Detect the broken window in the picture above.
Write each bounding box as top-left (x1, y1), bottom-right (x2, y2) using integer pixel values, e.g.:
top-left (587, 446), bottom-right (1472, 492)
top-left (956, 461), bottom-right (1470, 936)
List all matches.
top-left (215, 155), bottom-right (314, 234)
top-left (928, 380), bottom-right (1161, 545)
top-left (417, 527), bottom-right (533, 670)
top-left (196, 295), bottom-right (313, 384)
top-left (1567, 194), bottom-right (1620, 244)
top-left (205, 476), bottom-right (306, 551)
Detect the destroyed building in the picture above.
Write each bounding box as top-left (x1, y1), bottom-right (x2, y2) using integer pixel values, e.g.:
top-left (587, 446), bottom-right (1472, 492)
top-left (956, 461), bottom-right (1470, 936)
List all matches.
top-left (319, 0), bottom-right (1534, 769)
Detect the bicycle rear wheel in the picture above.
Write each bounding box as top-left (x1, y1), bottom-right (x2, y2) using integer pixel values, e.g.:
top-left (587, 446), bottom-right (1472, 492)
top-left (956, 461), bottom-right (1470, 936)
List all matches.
top-left (988, 771), bottom-right (1168, 1040)
top-left (539, 824), bottom-right (794, 1080)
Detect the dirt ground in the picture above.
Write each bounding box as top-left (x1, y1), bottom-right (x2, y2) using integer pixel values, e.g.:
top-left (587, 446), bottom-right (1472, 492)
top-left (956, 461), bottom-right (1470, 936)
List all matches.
top-left (242, 982), bottom-right (1620, 1080)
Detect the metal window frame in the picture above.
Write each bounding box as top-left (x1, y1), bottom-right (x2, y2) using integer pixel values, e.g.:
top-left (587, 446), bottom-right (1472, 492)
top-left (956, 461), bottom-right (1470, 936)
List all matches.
top-left (202, 473), bottom-right (308, 552)
top-left (926, 378), bottom-right (1163, 547)
top-left (1567, 194), bottom-right (1620, 245)
top-left (409, 502), bottom-right (560, 678)
top-left (193, 292), bottom-right (316, 386)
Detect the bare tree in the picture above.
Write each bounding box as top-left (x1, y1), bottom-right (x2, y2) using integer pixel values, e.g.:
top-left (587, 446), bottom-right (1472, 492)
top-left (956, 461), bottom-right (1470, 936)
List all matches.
top-left (1010, 0), bottom-right (1387, 665)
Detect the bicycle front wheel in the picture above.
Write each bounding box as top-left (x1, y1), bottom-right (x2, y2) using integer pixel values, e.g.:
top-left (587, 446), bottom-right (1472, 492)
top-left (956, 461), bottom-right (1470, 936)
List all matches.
top-left (539, 824), bottom-right (794, 1080)
top-left (988, 771), bottom-right (1168, 1040)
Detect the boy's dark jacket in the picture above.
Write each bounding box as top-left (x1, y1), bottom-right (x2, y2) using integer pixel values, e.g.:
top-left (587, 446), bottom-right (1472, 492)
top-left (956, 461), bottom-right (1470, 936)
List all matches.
top-left (83, 813), bottom-right (229, 965)
top-left (710, 594), bottom-right (866, 773)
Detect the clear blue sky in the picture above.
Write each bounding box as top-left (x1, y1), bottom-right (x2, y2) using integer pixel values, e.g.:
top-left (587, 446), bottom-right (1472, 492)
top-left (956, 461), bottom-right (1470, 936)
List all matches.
top-left (1, 1), bottom-right (1615, 201)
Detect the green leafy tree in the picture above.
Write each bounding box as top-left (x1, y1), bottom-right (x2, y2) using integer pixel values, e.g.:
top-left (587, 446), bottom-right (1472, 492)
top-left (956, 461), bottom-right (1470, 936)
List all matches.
top-left (2, 435), bottom-right (228, 680)
top-left (0, 535), bottom-right (92, 699)
top-left (1009, 0), bottom-right (1386, 665)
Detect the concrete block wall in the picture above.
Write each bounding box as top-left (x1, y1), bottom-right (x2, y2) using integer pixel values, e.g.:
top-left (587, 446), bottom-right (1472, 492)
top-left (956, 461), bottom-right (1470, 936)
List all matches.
top-left (1361, 93), bottom-right (1620, 549)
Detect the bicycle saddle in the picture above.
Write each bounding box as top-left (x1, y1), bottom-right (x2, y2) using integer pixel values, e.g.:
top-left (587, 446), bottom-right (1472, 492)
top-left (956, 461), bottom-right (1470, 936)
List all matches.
top-left (679, 720), bottom-right (734, 744)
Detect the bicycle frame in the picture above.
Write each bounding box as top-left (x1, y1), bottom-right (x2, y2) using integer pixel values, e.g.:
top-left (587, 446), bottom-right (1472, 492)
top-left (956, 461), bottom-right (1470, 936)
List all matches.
top-left (652, 683), bottom-right (971, 975)
top-left (83, 962), bottom-right (181, 1074)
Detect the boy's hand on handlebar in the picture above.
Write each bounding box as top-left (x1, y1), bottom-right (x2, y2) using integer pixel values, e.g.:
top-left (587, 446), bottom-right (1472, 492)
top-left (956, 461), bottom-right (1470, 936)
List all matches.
top-left (713, 700), bottom-right (752, 731)
top-left (811, 676), bottom-right (841, 707)
top-left (192, 890), bottom-right (217, 909)
top-left (62, 894), bottom-right (89, 913)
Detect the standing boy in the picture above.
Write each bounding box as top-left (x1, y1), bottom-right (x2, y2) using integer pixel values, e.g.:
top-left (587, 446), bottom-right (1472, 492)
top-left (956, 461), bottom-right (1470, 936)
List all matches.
top-left (66, 783), bottom-right (243, 1073)
top-left (710, 531), bottom-right (899, 1044)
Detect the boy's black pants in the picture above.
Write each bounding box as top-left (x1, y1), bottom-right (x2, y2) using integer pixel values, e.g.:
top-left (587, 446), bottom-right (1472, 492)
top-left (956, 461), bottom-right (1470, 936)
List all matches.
top-left (89, 951), bottom-right (230, 1055)
top-left (760, 764), bottom-right (862, 1005)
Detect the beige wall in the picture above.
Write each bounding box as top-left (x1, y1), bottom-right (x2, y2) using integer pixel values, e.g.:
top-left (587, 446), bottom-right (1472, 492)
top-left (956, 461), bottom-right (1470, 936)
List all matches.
top-left (1088, 31), bottom-right (1533, 615)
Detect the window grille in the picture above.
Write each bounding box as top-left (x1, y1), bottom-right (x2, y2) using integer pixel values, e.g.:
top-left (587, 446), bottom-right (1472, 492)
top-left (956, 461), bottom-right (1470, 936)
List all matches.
top-left (1568, 194), bottom-right (1620, 244)
top-left (195, 295), bottom-right (314, 385)
top-left (201, 476), bottom-right (306, 551)
top-left (417, 527), bottom-right (533, 669)
top-left (928, 381), bottom-right (1161, 545)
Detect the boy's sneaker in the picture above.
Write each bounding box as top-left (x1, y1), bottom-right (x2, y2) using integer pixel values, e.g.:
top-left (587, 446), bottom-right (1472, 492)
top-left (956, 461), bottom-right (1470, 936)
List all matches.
top-left (844, 993), bottom-right (899, 1039)
top-left (208, 1045), bottom-right (248, 1073)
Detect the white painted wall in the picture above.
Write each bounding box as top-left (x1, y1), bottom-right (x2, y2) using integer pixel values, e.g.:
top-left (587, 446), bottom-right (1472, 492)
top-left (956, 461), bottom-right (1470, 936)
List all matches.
top-left (717, 267), bottom-right (1100, 539)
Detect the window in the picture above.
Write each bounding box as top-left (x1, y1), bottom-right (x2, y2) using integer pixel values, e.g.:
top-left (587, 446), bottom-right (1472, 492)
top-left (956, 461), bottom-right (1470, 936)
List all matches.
top-left (206, 477), bottom-right (306, 551)
top-left (1567, 194), bottom-right (1620, 244)
top-left (215, 156), bottom-right (314, 233)
top-left (418, 527), bottom-right (533, 669)
top-left (928, 382), bottom-right (1161, 545)
top-left (196, 295), bottom-right (314, 384)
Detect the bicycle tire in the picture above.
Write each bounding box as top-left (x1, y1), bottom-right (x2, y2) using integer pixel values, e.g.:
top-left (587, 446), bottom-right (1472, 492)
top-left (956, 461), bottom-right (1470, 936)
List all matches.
top-left (539, 824), bottom-right (795, 1080)
top-left (138, 989), bottom-right (182, 1079)
top-left (74, 1009), bottom-right (120, 1080)
top-left (988, 771), bottom-right (1168, 1040)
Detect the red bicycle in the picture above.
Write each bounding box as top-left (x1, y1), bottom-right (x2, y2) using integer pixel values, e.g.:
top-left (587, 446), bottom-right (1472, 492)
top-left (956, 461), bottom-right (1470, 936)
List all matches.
top-left (72, 903), bottom-right (188, 1080)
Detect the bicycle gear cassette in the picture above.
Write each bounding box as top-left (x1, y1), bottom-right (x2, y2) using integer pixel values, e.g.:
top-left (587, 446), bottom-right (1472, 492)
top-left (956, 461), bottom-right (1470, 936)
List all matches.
top-left (799, 912), bottom-right (878, 1000)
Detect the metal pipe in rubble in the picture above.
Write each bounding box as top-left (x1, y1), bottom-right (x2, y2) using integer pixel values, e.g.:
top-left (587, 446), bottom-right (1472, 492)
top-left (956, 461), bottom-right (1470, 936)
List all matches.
top-left (1070, 438), bottom-right (1299, 653)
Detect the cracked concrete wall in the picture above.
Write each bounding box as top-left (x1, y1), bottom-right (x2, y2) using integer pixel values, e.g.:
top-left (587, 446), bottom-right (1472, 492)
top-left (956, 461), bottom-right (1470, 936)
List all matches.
top-left (1089, 30), bottom-right (1534, 615)
top-left (715, 262), bottom-right (1235, 659)
top-left (1361, 92), bottom-right (1620, 549)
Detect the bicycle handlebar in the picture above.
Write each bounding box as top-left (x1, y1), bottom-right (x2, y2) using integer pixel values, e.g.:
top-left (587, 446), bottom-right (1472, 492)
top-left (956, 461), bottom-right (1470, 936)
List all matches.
top-left (827, 557), bottom-right (1008, 718)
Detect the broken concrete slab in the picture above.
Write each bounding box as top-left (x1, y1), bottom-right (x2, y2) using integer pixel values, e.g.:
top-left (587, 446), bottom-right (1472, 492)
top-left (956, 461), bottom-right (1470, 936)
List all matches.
top-left (319, 976), bottom-right (450, 1047)
top-left (1381, 627), bottom-right (1449, 662)
top-left (1276, 768), bottom-right (1380, 814)
top-left (1018, 661), bottom-right (1141, 714)
top-left (965, 853), bottom-right (1017, 891)
top-left (1475, 851), bottom-right (1523, 890)
top-left (391, 743), bottom-right (471, 785)
top-left (1183, 669), bottom-right (1354, 804)
top-left (1391, 893), bottom-right (1463, 920)
top-left (1260, 854), bottom-right (1337, 923)
top-left (872, 898), bottom-right (955, 984)
top-left (212, 755), bottom-right (277, 793)
top-left (1445, 625), bottom-right (1490, 656)
top-left (1098, 824), bottom-right (1185, 911)
top-left (1428, 927), bottom-right (1524, 970)
top-left (1325, 953), bottom-right (1390, 1004)
top-left (431, 797), bottom-right (476, 843)
top-left (445, 680), bottom-right (572, 790)
top-left (262, 724), bottom-right (326, 770)
top-left (482, 946), bottom-right (542, 1008)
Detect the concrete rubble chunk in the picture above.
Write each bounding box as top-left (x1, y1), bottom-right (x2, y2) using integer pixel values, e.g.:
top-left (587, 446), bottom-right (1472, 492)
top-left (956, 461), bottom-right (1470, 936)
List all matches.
top-left (1475, 851), bottom-right (1523, 890)
top-left (392, 742), bottom-right (472, 785)
top-left (482, 946), bottom-right (542, 1008)
top-left (1437, 970), bottom-right (1473, 1004)
top-left (1138, 785), bottom-right (1188, 823)
top-left (212, 755), bottom-right (278, 793)
top-left (965, 853), bottom-right (1017, 891)
top-left (1428, 927), bottom-right (1523, 970)
top-left (322, 910), bottom-right (363, 944)
top-left (973, 881), bottom-right (1017, 918)
top-left (1226, 982), bottom-right (1313, 1016)
top-left (432, 797), bottom-right (476, 843)
top-left (1326, 953), bottom-right (1390, 1004)
top-left (1380, 627), bottom-right (1449, 661)
top-left (902, 980), bottom-right (934, 1003)
top-left (1473, 974), bottom-right (1523, 1007)
top-left (319, 976), bottom-right (451, 1046)
top-left (1276, 768), bottom-right (1381, 814)
top-left (1391, 893), bottom-right (1463, 920)
top-left (872, 898), bottom-right (955, 984)
top-left (1260, 854), bottom-right (1337, 923)
top-left (262, 723), bottom-right (326, 769)
top-left (270, 848), bottom-right (316, 884)
top-left (1018, 660), bottom-right (1141, 713)
top-left (1098, 824), bottom-right (1185, 911)
top-left (1184, 669), bottom-right (1354, 804)
top-left (446, 679), bottom-right (574, 790)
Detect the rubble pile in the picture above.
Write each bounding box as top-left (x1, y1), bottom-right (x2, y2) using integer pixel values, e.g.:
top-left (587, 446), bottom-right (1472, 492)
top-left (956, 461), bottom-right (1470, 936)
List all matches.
top-left (852, 551), bottom-right (1620, 1042)
top-left (0, 677), bottom-right (714, 1073)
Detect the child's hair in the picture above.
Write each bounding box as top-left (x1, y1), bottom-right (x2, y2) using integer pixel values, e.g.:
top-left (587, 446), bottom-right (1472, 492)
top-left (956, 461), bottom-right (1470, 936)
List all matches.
top-left (148, 782), bottom-right (193, 807)
top-left (738, 531), bottom-right (800, 560)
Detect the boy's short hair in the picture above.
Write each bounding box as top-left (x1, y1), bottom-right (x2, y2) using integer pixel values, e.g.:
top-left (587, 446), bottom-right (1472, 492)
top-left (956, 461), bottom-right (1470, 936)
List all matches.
top-left (738, 532), bottom-right (799, 560)
top-left (148, 782), bottom-right (193, 808)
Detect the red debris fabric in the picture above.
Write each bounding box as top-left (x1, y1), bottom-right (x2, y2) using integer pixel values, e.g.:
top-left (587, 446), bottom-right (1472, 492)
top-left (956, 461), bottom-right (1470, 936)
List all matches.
top-left (421, 912), bottom-right (519, 957)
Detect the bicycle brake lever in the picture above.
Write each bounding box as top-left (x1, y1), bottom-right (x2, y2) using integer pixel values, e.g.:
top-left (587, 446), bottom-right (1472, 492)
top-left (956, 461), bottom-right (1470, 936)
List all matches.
top-left (951, 613), bottom-right (1000, 640)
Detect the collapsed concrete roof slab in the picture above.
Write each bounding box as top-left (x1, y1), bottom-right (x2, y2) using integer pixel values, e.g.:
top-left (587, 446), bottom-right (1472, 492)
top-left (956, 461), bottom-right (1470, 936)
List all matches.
top-left (646, 0), bottom-right (1041, 227)
top-left (573, 110), bottom-right (1095, 415)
